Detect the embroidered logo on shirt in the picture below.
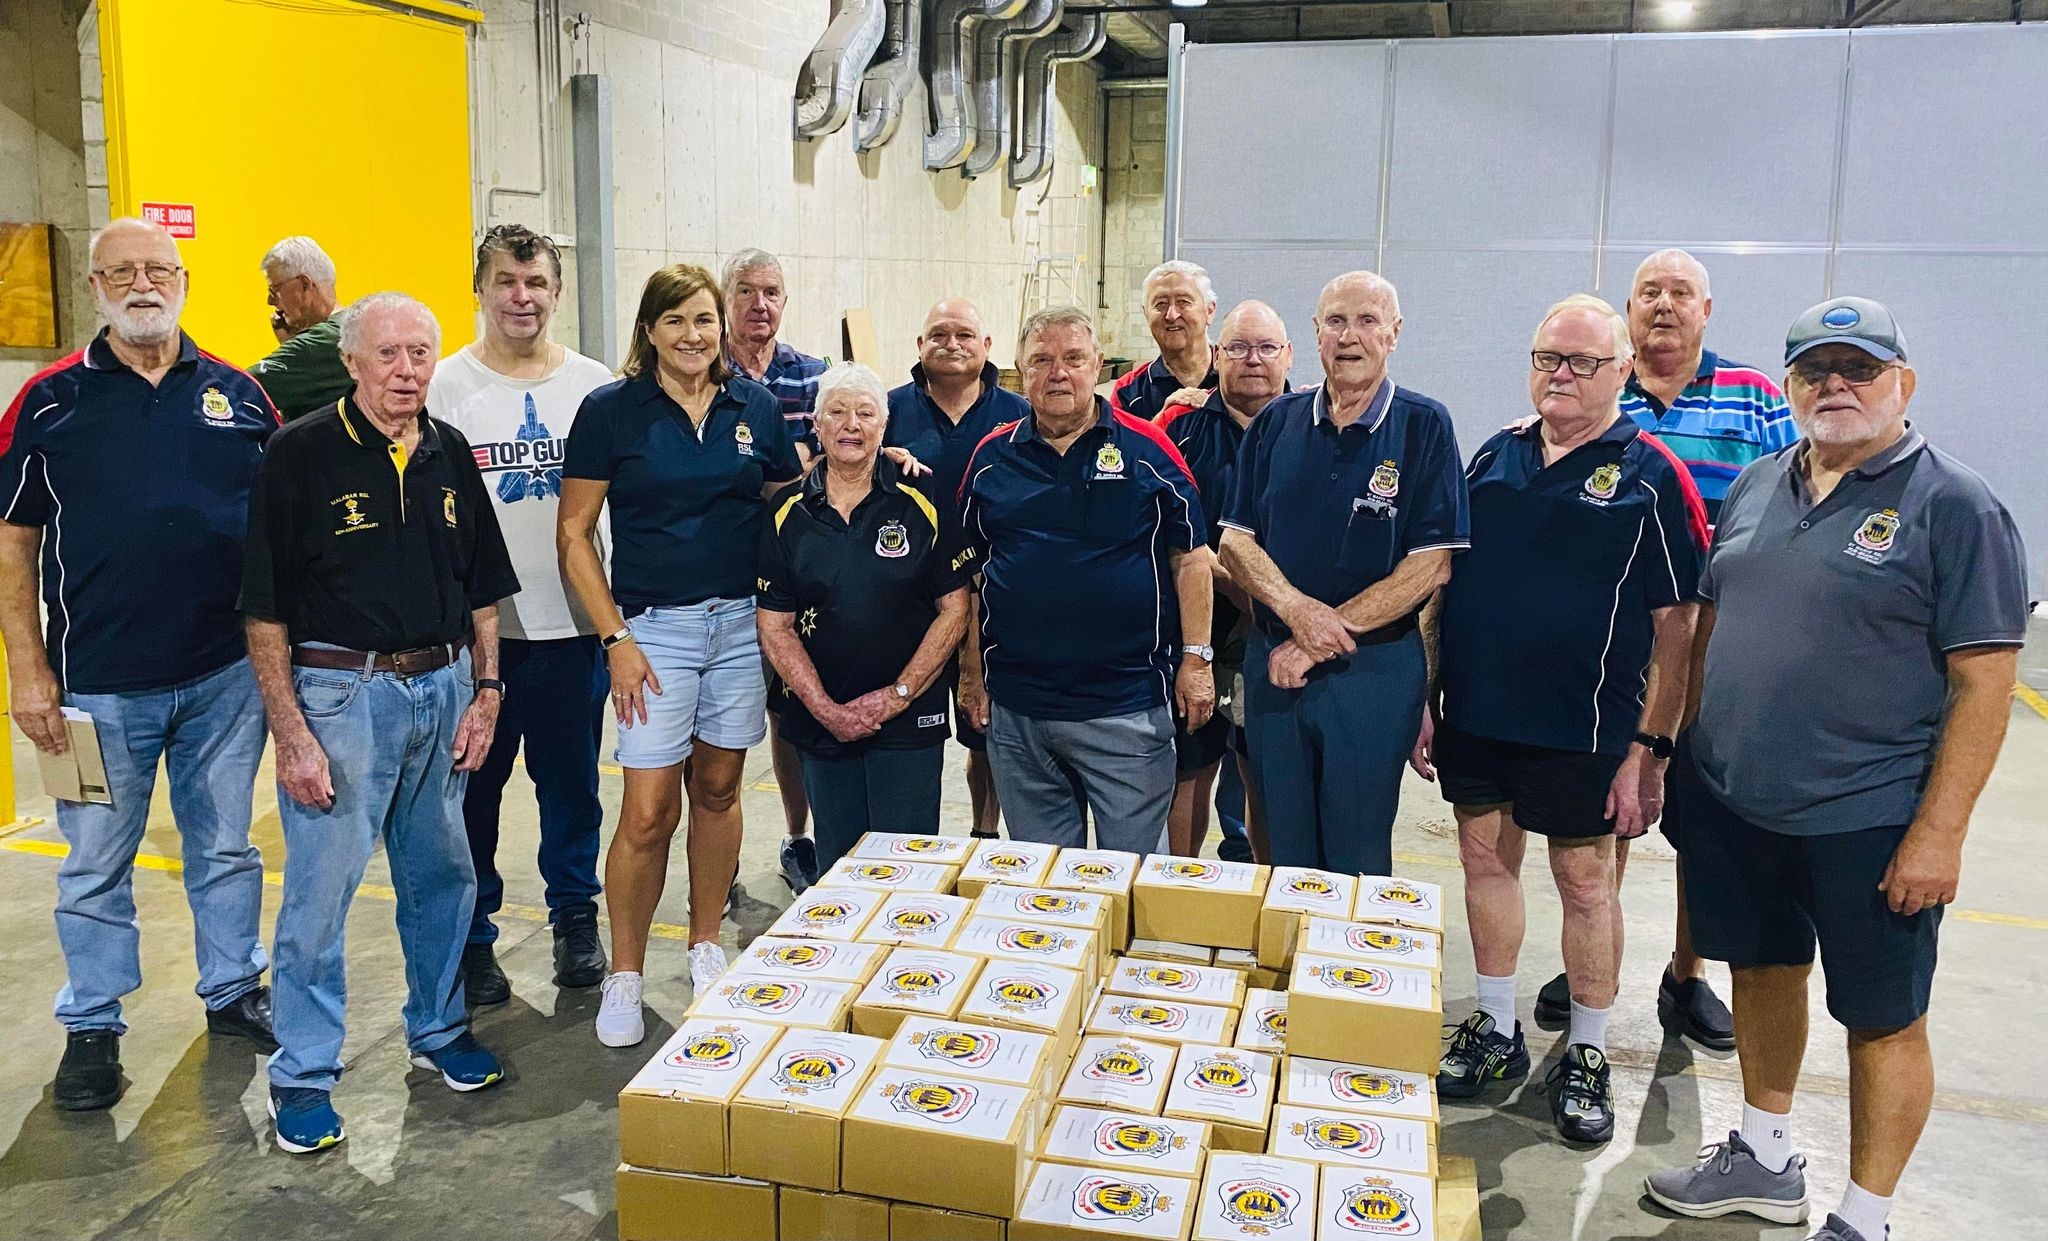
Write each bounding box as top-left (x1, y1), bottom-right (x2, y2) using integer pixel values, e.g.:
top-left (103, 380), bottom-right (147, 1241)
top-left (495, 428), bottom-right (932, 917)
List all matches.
top-left (443, 487), bottom-right (458, 527)
top-left (1847, 508), bottom-right (1900, 564)
top-left (1584, 462), bottom-right (1622, 503)
top-left (332, 493), bottom-right (378, 535)
top-left (200, 386), bottom-right (234, 425)
top-left (735, 421), bottom-right (754, 446)
top-left (1095, 444), bottom-right (1126, 476)
top-left (1368, 460), bottom-right (1401, 498)
top-left (876, 520), bottom-right (910, 558)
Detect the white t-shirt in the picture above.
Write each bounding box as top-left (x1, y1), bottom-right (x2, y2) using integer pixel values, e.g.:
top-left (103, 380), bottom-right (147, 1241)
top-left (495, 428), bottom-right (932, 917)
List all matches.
top-left (431, 345), bottom-right (614, 641)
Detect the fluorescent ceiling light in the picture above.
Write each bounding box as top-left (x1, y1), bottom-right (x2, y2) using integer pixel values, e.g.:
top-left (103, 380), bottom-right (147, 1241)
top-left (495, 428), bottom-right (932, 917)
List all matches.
top-left (1170, 0), bottom-right (1208, 8)
top-left (1657, 0), bottom-right (1697, 20)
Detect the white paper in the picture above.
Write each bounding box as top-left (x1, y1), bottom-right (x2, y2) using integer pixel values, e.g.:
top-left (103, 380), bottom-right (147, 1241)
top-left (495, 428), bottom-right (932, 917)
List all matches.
top-left (959, 838), bottom-right (1058, 888)
top-left (1162, 1043), bottom-right (1275, 1129)
top-left (956, 960), bottom-right (1082, 1032)
top-left (734, 1030), bottom-right (883, 1114)
top-left (1269, 1105), bottom-right (1435, 1176)
top-left (1058, 1036), bottom-right (1176, 1113)
top-left (1108, 959), bottom-right (1244, 1008)
top-left (735, 936), bottom-right (885, 983)
top-left (849, 832), bottom-right (974, 864)
top-left (847, 1070), bottom-right (1031, 1142)
top-left (853, 949), bottom-right (979, 1014)
top-left (1290, 954), bottom-right (1439, 1013)
top-left (1193, 1153), bottom-right (1321, 1241)
top-left (1279, 1057), bottom-right (1437, 1126)
top-left (1088, 994), bottom-right (1236, 1046)
top-left (1263, 867), bottom-right (1359, 916)
top-left (954, 916), bottom-right (1096, 975)
top-left (1050, 848), bottom-right (1140, 894)
top-left (767, 886), bottom-right (881, 942)
top-left (1136, 856), bottom-right (1262, 894)
top-left (1234, 989), bottom-right (1288, 1052)
top-left (1125, 938), bottom-right (1213, 964)
top-left (689, 975), bottom-right (856, 1028)
top-left (1042, 1105), bottom-right (1210, 1178)
top-left (625, 1017), bottom-right (784, 1099)
top-left (886, 1020), bottom-right (1052, 1087)
top-left (858, 892), bottom-right (974, 949)
top-left (1316, 1164), bottom-right (1437, 1238)
top-left (1015, 1159), bottom-right (1195, 1238)
top-left (818, 857), bottom-right (958, 893)
top-left (1300, 917), bottom-right (1443, 971)
top-left (972, 884), bottom-right (1108, 929)
top-left (1212, 948), bottom-right (1259, 972)
top-left (1351, 876), bottom-right (1446, 934)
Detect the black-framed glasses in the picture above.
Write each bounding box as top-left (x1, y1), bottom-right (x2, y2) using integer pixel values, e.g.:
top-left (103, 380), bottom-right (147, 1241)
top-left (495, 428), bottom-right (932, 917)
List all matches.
top-left (1220, 341), bottom-right (1285, 361)
top-left (93, 262), bottom-right (182, 290)
top-left (1788, 355), bottom-right (1895, 388)
top-left (1531, 350), bottom-right (1617, 378)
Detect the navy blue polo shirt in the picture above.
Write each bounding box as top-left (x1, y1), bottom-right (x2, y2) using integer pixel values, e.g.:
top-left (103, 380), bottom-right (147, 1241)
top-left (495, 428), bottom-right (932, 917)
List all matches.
top-left (563, 373), bottom-right (801, 611)
top-left (884, 362), bottom-right (1029, 509)
top-left (1159, 391), bottom-right (1258, 666)
top-left (1220, 380), bottom-right (1470, 640)
top-left (1111, 352), bottom-right (1218, 422)
top-left (1439, 417), bottom-right (1709, 756)
top-left (959, 398), bottom-right (1205, 721)
top-left (0, 330), bottom-right (277, 693)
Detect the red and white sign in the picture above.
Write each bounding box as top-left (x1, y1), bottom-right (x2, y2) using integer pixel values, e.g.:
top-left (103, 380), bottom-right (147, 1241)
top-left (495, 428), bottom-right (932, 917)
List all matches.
top-left (140, 202), bottom-right (196, 239)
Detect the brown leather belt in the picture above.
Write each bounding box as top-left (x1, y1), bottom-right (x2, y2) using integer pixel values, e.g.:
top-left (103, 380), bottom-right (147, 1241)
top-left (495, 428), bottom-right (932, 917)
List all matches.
top-left (292, 644), bottom-right (456, 678)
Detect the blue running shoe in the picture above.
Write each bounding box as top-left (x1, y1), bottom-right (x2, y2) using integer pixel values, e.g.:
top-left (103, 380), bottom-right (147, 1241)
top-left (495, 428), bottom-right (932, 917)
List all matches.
top-left (269, 1087), bottom-right (345, 1154)
top-left (409, 1031), bottom-right (506, 1092)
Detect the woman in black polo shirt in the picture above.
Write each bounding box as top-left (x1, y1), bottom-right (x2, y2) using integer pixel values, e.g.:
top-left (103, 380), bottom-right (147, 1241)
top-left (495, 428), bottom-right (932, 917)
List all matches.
top-left (558, 263), bottom-right (802, 1048)
top-left (756, 363), bottom-right (974, 874)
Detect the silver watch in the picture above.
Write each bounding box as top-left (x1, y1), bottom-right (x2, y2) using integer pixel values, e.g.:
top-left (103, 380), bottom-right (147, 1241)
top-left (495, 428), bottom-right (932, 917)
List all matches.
top-left (1184, 644), bottom-right (1215, 662)
top-left (893, 683), bottom-right (912, 699)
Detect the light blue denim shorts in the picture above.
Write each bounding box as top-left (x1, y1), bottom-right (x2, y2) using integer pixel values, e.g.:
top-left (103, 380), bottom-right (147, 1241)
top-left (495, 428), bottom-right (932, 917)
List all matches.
top-left (615, 598), bottom-right (769, 769)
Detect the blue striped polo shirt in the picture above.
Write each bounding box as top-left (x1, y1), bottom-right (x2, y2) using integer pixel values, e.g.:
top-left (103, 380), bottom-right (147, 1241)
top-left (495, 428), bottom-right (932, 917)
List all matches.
top-left (1620, 348), bottom-right (1794, 521)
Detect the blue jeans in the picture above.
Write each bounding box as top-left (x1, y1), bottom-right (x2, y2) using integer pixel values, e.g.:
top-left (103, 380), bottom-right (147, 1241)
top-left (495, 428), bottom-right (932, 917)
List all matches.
top-left (1215, 759), bottom-right (1252, 862)
top-left (54, 658), bottom-right (268, 1032)
top-left (270, 653), bottom-right (477, 1092)
top-left (463, 636), bottom-right (606, 943)
top-left (798, 744), bottom-right (944, 875)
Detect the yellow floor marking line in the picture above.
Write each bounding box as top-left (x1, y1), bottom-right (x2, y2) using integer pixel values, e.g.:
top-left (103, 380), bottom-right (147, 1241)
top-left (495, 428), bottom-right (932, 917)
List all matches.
top-left (2016, 680), bottom-right (2048, 721)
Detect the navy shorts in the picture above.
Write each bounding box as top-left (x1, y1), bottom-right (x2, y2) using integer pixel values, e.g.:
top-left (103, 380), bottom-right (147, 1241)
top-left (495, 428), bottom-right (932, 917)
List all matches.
top-left (1433, 723), bottom-right (1623, 838)
top-left (1173, 711), bottom-right (1235, 772)
top-left (953, 686), bottom-right (986, 753)
top-left (1672, 746), bottom-right (1940, 1031)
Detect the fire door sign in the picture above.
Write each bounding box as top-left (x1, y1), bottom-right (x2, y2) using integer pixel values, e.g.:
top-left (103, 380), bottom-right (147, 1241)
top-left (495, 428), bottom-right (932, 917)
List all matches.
top-left (140, 202), bottom-right (196, 239)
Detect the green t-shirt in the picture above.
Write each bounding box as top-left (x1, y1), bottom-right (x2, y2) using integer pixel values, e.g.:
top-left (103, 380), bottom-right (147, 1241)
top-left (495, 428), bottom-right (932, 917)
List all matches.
top-left (250, 315), bottom-right (353, 420)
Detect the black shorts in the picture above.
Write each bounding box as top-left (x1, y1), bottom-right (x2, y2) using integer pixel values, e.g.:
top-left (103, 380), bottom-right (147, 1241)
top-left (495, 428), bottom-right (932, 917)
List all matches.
top-left (953, 687), bottom-right (986, 753)
top-left (1433, 724), bottom-right (1623, 838)
top-left (1672, 749), bottom-right (1939, 1031)
top-left (1174, 711), bottom-right (1235, 772)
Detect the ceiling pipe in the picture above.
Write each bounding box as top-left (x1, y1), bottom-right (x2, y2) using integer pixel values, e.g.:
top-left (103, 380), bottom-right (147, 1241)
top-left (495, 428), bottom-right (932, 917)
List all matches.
top-left (853, 0), bottom-right (923, 151)
top-left (793, 0), bottom-right (890, 140)
top-left (924, 0), bottom-right (1033, 169)
top-left (1008, 13), bottom-right (1105, 188)
top-left (964, 0), bottom-right (1063, 179)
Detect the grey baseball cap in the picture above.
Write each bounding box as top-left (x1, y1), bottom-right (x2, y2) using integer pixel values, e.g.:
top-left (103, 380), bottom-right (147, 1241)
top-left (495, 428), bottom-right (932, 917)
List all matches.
top-left (1784, 296), bottom-right (1907, 365)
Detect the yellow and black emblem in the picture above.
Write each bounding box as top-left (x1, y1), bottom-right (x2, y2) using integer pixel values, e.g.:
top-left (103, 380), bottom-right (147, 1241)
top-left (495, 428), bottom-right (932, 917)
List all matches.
top-left (1094, 444), bottom-right (1125, 475)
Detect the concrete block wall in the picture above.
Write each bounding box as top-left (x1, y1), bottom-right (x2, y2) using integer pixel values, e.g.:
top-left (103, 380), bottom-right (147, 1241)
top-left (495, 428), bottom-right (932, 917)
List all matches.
top-left (0, 0), bottom-right (94, 400)
top-left (1098, 87), bottom-right (1166, 361)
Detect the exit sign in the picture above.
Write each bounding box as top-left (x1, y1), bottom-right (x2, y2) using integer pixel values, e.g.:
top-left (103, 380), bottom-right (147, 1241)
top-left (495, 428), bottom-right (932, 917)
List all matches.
top-left (140, 202), bottom-right (196, 239)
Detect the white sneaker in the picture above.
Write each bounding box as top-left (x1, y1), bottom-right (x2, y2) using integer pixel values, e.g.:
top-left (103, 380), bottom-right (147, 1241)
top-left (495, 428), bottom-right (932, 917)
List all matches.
top-left (595, 971), bottom-right (645, 1048)
top-left (688, 941), bottom-right (730, 993)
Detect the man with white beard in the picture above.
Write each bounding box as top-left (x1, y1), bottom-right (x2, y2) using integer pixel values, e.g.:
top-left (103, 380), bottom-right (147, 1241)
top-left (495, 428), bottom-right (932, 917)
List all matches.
top-left (0, 217), bottom-right (281, 1111)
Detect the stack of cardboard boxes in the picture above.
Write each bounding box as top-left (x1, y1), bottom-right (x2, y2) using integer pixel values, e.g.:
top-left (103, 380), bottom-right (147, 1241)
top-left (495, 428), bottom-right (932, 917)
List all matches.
top-left (615, 836), bottom-right (1480, 1241)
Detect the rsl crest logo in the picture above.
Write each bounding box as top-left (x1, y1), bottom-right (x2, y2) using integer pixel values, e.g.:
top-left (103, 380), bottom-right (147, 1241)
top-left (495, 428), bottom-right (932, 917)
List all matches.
top-left (1083, 1043), bottom-right (1156, 1083)
top-left (200, 386), bottom-right (234, 424)
top-left (1255, 1005), bottom-right (1287, 1040)
top-left (770, 1048), bottom-right (855, 1094)
top-left (1094, 444), bottom-right (1126, 476)
top-left (1297, 1115), bottom-right (1387, 1161)
top-left (1073, 1176), bottom-right (1164, 1223)
top-left (885, 905), bottom-right (947, 935)
top-left (1116, 1002), bottom-right (1187, 1032)
top-left (1161, 860), bottom-right (1221, 884)
top-left (988, 975), bottom-right (1055, 1011)
top-left (887, 1079), bottom-right (978, 1123)
top-left (998, 925), bottom-right (1070, 955)
top-left (883, 965), bottom-right (955, 998)
top-left (896, 837), bottom-right (950, 856)
top-left (762, 942), bottom-right (832, 970)
top-left (666, 1026), bottom-right (749, 1071)
top-left (1365, 881), bottom-right (1434, 913)
top-left (1332, 1177), bottom-right (1422, 1235)
top-left (1219, 1178), bottom-right (1301, 1232)
top-left (1185, 1054), bottom-right (1257, 1098)
top-left (727, 979), bottom-right (806, 1013)
top-left (1067, 859), bottom-right (1121, 884)
top-left (1284, 873), bottom-right (1339, 902)
top-left (916, 1027), bottom-right (998, 1068)
top-left (1137, 965), bottom-right (1197, 992)
top-left (875, 519), bottom-right (910, 559)
top-left (1094, 1117), bottom-right (1183, 1159)
top-left (983, 850), bottom-right (1035, 874)
top-left (1333, 1069), bottom-right (1412, 1106)
top-left (733, 421), bottom-right (755, 455)
top-left (1583, 461), bottom-right (1622, 503)
top-left (1023, 892), bottom-right (1081, 916)
top-left (849, 862), bottom-right (906, 885)
top-left (1346, 926), bottom-right (1425, 957)
top-left (1848, 508), bottom-right (1900, 563)
top-left (1314, 962), bottom-right (1394, 996)
top-left (796, 896), bottom-right (859, 928)
top-left (1368, 459), bottom-right (1401, 498)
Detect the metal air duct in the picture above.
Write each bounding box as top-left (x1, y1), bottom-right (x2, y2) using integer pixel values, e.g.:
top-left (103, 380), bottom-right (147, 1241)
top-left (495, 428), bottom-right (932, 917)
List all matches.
top-left (1008, 13), bottom-right (1104, 188)
top-left (962, 0), bottom-right (1061, 179)
top-left (923, 0), bottom-right (1031, 169)
top-left (853, 0), bottom-right (922, 152)
top-left (793, 0), bottom-right (890, 140)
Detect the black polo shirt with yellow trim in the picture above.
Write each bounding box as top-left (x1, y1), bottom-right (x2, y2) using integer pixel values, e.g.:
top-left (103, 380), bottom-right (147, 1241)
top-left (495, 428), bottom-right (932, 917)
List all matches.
top-left (241, 397), bottom-right (520, 652)
top-left (757, 456), bottom-right (977, 757)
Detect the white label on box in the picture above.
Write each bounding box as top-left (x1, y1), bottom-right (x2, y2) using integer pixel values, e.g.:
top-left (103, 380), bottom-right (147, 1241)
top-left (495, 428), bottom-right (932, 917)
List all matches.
top-left (1060, 1036), bottom-right (1175, 1111)
top-left (1351, 877), bottom-right (1445, 933)
top-left (735, 1030), bottom-right (882, 1112)
top-left (957, 961), bottom-right (1080, 1028)
top-left (1195, 1153), bottom-right (1320, 1241)
top-left (849, 832), bottom-right (973, 864)
top-left (767, 886), bottom-right (879, 941)
top-left (1052, 849), bottom-right (1140, 893)
top-left (1109, 959), bottom-right (1242, 1007)
top-left (1264, 867), bottom-right (1358, 915)
top-left (887, 1020), bottom-right (1050, 1086)
top-left (736, 936), bottom-right (884, 982)
top-left (955, 916), bottom-right (1095, 974)
top-left (974, 885), bottom-right (1107, 928)
top-left (1317, 1165), bottom-right (1436, 1237)
top-left (1212, 948), bottom-right (1258, 972)
top-left (1302, 918), bottom-right (1442, 971)
top-left (1138, 857), bottom-right (1261, 893)
top-left (627, 1017), bottom-right (783, 1097)
top-left (1270, 1106), bottom-right (1434, 1177)
top-left (960, 839), bottom-right (1057, 886)
top-left (1291, 954), bottom-right (1439, 1013)
top-left (860, 893), bottom-right (973, 947)
top-left (1044, 1105), bottom-right (1209, 1177)
top-left (855, 949), bottom-right (977, 1013)
top-left (1164, 1045), bottom-right (1274, 1129)
top-left (692, 975), bottom-right (855, 1026)
top-left (1280, 1057), bottom-right (1435, 1124)
top-left (1017, 1161), bottom-right (1194, 1238)
top-left (849, 1071), bottom-right (1030, 1142)
top-left (1089, 994), bottom-right (1235, 1045)
top-left (1126, 939), bottom-right (1214, 964)
top-left (1234, 989), bottom-right (1288, 1052)
top-left (820, 858), bottom-right (957, 893)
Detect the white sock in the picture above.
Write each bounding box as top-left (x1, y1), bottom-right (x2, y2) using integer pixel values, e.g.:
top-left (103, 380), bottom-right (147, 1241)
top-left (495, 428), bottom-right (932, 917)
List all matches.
top-left (1739, 1102), bottom-right (1795, 1174)
top-left (1836, 1181), bottom-right (1891, 1240)
top-left (1474, 972), bottom-right (1517, 1033)
top-left (1568, 999), bottom-right (1610, 1054)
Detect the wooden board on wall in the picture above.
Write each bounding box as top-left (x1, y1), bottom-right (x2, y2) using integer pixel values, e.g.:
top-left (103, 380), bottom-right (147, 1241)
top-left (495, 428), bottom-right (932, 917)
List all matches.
top-left (0, 224), bottom-right (59, 350)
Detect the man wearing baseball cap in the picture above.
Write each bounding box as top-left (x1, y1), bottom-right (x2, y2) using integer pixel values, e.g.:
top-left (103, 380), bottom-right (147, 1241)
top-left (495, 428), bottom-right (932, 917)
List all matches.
top-left (1644, 297), bottom-right (2029, 1241)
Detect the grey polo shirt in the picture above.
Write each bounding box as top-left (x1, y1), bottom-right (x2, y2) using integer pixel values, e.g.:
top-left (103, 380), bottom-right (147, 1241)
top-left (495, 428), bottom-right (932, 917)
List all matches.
top-left (1693, 426), bottom-right (2029, 836)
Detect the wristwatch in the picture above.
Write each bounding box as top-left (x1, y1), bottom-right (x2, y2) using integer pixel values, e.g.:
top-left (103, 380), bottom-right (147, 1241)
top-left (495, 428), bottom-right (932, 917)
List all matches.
top-left (1184, 644), bottom-right (1216, 663)
top-left (475, 678), bottom-right (507, 697)
top-left (1633, 731), bottom-right (1674, 760)
top-left (601, 627), bottom-right (634, 650)
top-left (893, 683), bottom-right (911, 700)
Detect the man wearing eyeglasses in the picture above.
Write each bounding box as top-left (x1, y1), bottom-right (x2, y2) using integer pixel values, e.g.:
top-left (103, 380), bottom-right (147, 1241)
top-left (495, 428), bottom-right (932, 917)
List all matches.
top-left (1645, 298), bottom-right (2026, 1241)
top-left (0, 216), bottom-right (281, 1112)
top-left (251, 236), bottom-right (352, 420)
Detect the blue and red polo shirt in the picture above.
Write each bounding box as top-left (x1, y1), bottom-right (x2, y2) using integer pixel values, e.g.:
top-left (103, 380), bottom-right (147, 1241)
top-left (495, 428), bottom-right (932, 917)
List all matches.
top-left (1109, 352), bottom-right (1217, 422)
top-left (1619, 347), bottom-right (1794, 521)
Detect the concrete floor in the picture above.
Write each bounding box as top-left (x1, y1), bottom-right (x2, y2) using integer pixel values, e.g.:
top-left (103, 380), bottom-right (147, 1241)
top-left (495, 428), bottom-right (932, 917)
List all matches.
top-left (0, 625), bottom-right (2042, 1240)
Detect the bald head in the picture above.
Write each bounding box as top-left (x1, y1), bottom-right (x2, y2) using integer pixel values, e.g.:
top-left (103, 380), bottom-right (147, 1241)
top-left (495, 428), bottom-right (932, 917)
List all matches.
top-left (88, 217), bottom-right (187, 349)
top-left (1314, 271), bottom-right (1402, 391)
top-left (1316, 271), bottom-right (1400, 321)
top-left (1219, 299), bottom-right (1287, 343)
top-left (918, 297), bottom-right (992, 381)
top-left (1628, 249), bottom-right (1713, 362)
top-left (1216, 299), bottom-right (1291, 416)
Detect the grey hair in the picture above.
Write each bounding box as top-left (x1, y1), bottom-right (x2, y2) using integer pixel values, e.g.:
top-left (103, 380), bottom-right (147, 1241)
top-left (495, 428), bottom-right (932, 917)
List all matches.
top-left (1317, 270), bottom-right (1401, 320)
top-left (337, 292), bottom-right (441, 358)
top-left (261, 235), bottom-right (337, 291)
top-left (722, 248), bottom-right (784, 296)
top-left (1633, 248), bottom-right (1711, 301)
top-left (1534, 293), bottom-right (1634, 360)
top-left (88, 216), bottom-right (180, 264)
top-left (813, 362), bottom-right (890, 422)
top-left (1143, 259), bottom-right (1216, 307)
top-left (1016, 305), bottom-right (1097, 359)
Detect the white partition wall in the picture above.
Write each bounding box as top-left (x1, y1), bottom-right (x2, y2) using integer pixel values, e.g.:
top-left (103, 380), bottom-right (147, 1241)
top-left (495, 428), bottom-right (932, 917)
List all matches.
top-left (1166, 23), bottom-right (2048, 585)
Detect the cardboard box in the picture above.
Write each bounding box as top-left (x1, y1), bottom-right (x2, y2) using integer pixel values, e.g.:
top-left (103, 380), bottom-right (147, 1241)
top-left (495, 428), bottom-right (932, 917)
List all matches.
top-left (734, 936), bottom-right (887, 985)
top-left (1211, 948), bottom-right (1257, 974)
top-left (972, 885), bottom-right (1113, 975)
top-left (850, 949), bottom-right (981, 1038)
top-left (1107, 959), bottom-right (1246, 1010)
top-left (956, 960), bottom-right (1086, 1044)
top-left (818, 857), bottom-right (960, 894)
top-left (1285, 954), bottom-right (1442, 1074)
top-left (955, 915), bottom-right (1100, 988)
top-left (777, 1186), bottom-right (891, 1241)
top-left (727, 1030), bottom-right (884, 1190)
top-left (1132, 859), bottom-right (1268, 951)
top-left (1351, 876), bottom-right (1447, 937)
top-left (618, 1019), bottom-right (784, 1175)
top-left (1125, 939), bottom-right (1214, 965)
top-left (615, 1165), bottom-right (776, 1241)
top-left (1011, 1161), bottom-right (1196, 1241)
top-left (856, 892), bottom-right (974, 951)
top-left (888, 1202), bottom-right (1007, 1241)
top-left (1087, 994), bottom-right (1237, 1048)
top-left (1046, 849), bottom-right (1140, 948)
top-left (1315, 1164), bottom-right (1438, 1240)
top-left (1232, 989), bottom-right (1286, 1054)
top-left (1191, 1152), bottom-right (1320, 1241)
top-left (1257, 868), bottom-right (1358, 969)
top-left (1269, 1104), bottom-right (1438, 1177)
top-left (688, 975), bottom-right (857, 1031)
top-left (850, 831), bottom-right (974, 865)
top-left (1057, 1035), bottom-right (1177, 1114)
top-left (1277, 1056), bottom-right (1439, 1133)
top-left (956, 839), bottom-right (1058, 897)
top-left (1299, 916), bottom-right (1443, 973)
top-left (887, 1019), bottom-right (1056, 1091)
top-left (1041, 1104), bottom-right (1211, 1180)
top-left (1160, 1044), bottom-right (1275, 1153)
top-left (768, 886), bottom-right (883, 942)
top-left (1437, 1155), bottom-right (1481, 1241)
top-left (841, 1071), bottom-right (1039, 1217)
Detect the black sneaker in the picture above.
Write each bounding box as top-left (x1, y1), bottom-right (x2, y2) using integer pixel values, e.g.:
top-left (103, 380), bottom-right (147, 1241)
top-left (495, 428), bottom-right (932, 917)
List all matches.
top-left (1437, 1011), bottom-right (1530, 1100)
top-left (779, 836), bottom-right (819, 894)
top-left (552, 909), bottom-right (607, 989)
top-left (1535, 971), bottom-right (1571, 1028)
top-left (462, 942), bottom-right (511, 1008)
top-left (1659, 968), bottom-right (1736, 1051)
top-left (1547, 1044), bottom-right (1616, 1144)
top-left (54, 1029), bottom-right (123, 1111)
top-left (206, 984), bottom-right (279, 1054)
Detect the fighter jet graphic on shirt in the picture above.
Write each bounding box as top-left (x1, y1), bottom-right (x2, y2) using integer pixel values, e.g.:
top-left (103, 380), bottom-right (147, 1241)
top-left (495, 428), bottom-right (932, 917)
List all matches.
top-left (491, 393), bottom-right (563, 504)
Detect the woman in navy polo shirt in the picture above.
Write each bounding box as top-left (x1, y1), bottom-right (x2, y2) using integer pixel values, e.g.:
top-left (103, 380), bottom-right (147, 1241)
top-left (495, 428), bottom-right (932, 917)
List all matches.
top-left (558, 263), bottom-right (802, 1048)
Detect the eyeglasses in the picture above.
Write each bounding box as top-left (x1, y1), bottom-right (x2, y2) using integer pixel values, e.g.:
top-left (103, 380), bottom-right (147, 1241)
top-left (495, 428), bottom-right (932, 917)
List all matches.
top-left (94, 262), bottom-right (182, 290)
top-left (1219, 341), bottom-right (1285, 361)
top-left (1531, 351), bottom-right (1617, 378)
top-left (1788, 355), bottom-right (1895, 388)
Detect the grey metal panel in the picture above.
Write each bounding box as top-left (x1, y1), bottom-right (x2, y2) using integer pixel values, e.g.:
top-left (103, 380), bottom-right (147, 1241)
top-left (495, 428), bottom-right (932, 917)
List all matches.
top-left (1175, 243), bottom-right (1379, 364)
top-left (1606, 32), bottom-right (1846, 246)
top-left (1598, 248), bottom-right (1830, 381)
top-left (1386, 37), bottom-right (1612, 246)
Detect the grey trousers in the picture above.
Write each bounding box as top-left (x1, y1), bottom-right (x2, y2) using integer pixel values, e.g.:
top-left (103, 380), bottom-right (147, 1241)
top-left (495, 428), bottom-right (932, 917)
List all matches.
top-left (986, 703), bottom-right (1175, 855)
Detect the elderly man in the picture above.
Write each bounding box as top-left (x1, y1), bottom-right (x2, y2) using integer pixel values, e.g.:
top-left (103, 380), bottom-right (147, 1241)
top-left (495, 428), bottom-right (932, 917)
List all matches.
top-left (884, 297), bottom-right (1029, 841)
top-left (250, 235), bottom-right (352, 420)
top-left (1111, 260), bottom-right (1220, 421)
top-left (1644, 298), bottom-right (2027, 1241)
top-left (721, 248), bottom-right (830, 890)
top-left (1219, 272), bottom-right (1467, 874)
top-left (0, 217), bottom-right (278, 1112)
top-left (958, 306), bottom-right (1213, 852)
top-left (1155, 300), bottom-right (1291, 860)
top-left (1421, 295), bottom-right (1705, 1146)
top-left (243, 292), bottom-right (520, 1155)
top-left (429, 224), bottom-right (615, 1006)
